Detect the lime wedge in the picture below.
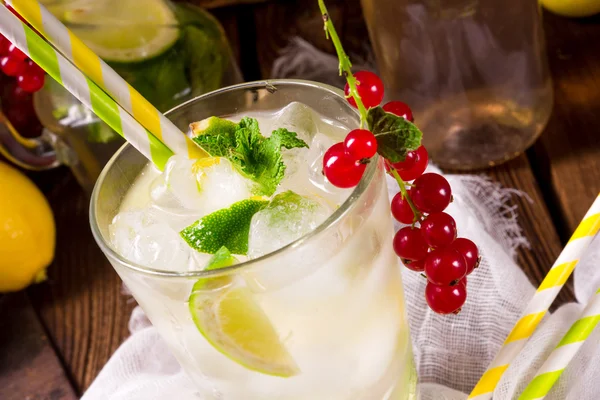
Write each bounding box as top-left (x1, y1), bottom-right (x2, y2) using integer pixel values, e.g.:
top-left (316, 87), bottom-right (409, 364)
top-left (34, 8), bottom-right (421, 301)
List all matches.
top-left (180, 199), bottom-right (268, 255)
top-left (58, 0), bottom-right (179, 62)
top-left (189, 247), bottom-right (298, 377)
top-left (204, 246), bottom-right (238, 271)
top-left (189, 283), bottom-right (299, 377)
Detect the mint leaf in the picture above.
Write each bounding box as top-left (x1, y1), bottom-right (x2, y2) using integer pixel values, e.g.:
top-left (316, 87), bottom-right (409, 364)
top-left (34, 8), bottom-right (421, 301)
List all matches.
top-left (367, 106), bottom-right (423, 163)
top-left (191, 117), bottom-right (308, 196)
top-left (270, 128), bottom-right (310, 150)
top-left (180, 198), bottom-right (268, 255)
top-left (205, 246), bottom-right (238, 270)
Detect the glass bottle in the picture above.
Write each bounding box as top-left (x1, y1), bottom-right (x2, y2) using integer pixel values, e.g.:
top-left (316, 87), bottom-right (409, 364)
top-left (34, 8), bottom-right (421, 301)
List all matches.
top-left (361, 0), bottom-right (553, 170)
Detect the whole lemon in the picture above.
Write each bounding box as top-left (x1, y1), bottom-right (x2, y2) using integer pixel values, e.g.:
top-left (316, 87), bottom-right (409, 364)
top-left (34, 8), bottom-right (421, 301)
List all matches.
top-left (541, 0), bottom-right (600, 17)
top-left (0, 161), bottom-right (55, 292)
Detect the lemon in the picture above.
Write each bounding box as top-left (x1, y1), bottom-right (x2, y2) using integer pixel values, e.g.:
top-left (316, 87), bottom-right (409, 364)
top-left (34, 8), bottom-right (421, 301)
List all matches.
top-left (0, 162), bottom-right (55, 292)
top-left (540, 0), bottom-right (600, 17)
top-left (49, 0), bottom-right (179, 62)
top-left (189, 281), bottom-right (299, 377)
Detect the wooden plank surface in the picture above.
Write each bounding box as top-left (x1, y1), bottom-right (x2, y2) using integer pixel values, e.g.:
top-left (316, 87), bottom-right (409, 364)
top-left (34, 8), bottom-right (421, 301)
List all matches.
top-left (27, 172), bottom-right (136, 393)
top-left (532, 11), bottom-right (600, 239)
top-left (0, 292), bottom-right (77, 400)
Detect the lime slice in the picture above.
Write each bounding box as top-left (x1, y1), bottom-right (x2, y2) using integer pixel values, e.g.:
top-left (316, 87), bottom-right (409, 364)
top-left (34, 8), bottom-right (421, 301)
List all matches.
top-left (189, 282), bottom-right (299, 377)
top-left (180, 199), bottom-right (268, 254)
top-left (58, 0), bottom-right (179, 62)
top-left (189, 247), bottom-right (298, 377)
top-left (190, 116), bottom-right (237, 139)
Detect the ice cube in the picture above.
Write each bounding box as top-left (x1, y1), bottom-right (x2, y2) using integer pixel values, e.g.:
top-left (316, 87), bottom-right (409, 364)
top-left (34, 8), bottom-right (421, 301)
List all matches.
top-left (194, 157), bottom-right (253, 215)
top-left (109, 211), bottom-right (192, 271)
top-left (269, 102), bottom-right (319, 143)
top-left (247, 192), bottom-right (331, 259)
top-left (154, 155), bottom-right (253, 217)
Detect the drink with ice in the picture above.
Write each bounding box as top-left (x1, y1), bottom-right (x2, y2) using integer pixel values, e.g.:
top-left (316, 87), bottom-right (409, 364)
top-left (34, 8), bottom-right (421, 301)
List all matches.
top-left (90, 81), bottom-right (416, 399)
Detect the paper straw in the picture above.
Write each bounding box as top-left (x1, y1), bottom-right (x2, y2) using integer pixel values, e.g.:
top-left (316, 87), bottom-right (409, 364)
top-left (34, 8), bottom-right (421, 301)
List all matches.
top-left (0, 5), bottom-right (173, 169)
top-left (518, 287), bottom-right (600, 400)
top-left (468, 193), bottom-right (600, 400)
top-left (9, 0), bottom-right (206, 159)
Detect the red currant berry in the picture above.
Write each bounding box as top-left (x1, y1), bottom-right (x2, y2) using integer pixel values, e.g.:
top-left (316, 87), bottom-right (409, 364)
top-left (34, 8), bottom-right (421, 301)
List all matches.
top-left (402, 258), bottom-right (425, 272)
top-left (25, 60), bottom-right (44, 75)
top-left (344, 71), bottom-right (384, 109)
top-left (1, 55), bottom-right (26, 76)
top-left (323, 142), bottom-right (366, 188)
top-left (390, 146), bottom-right (429, 181)
top-left (0, 35), bottom-right (11, 55)
top-left (17, 68), bottom-right (45, 93)
top-left (390, 191), bottom-right (416, 224)
top-left (412, 173), bottom-right (452, 213)
top-left (7, 44), bottom-right (27, 62)
top-left (382, 101), bottom-right (414, 122)
top-left (425, 281), bottom-right (467, 314)
top-left (393, 226), bottom-right (428, 261)
top-left (424, 248), bottom-right (467, 286)
top-left (451, 238), bottom-right (479, 275)
top-left (421, 212), bottom-right (457, 248)
top-left (344, 129), bottom-right (377, 160)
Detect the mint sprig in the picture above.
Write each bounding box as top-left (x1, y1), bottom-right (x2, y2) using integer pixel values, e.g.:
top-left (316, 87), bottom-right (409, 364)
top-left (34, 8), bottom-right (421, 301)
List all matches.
top-left (191, 117), bottom-right (308, 196)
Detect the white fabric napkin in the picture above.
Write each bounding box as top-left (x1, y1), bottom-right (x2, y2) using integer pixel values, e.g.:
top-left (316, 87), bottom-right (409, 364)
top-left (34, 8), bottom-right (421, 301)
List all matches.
top-left (81, 167), bottom-right (600, 400)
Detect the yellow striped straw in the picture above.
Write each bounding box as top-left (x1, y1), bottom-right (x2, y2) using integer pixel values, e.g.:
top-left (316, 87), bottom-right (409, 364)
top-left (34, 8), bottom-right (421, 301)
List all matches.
top-left (0, 5), bottom-right (173, 168)
top-left (468, 193), bottom-right (600, 400)
top-left (10, 0), bottom-right (206, 160)
top-left (519, 287), bottom-right (600, 400)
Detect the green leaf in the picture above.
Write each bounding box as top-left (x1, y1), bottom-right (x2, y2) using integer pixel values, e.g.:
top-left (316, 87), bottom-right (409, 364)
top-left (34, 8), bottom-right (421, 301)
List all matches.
top-left (191, 117), bottom-right (308, 196)
top-left (367, 106), bottom-right (423, 163)
top-left (180, 199), bottom-right (268, 255)
top-left (205, 246), bottom-right (238, 271)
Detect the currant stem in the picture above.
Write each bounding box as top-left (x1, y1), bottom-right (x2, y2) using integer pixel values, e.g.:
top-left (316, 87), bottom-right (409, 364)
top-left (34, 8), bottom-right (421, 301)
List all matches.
top-left (386, 160), bottom-right (421, 222)
top-left (318, 0), bottom-right (368, 127)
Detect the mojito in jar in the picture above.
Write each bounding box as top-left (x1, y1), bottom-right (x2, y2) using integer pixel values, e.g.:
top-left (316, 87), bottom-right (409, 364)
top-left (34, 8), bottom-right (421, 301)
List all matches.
top-left (91, 81), bottom-right (417, 400)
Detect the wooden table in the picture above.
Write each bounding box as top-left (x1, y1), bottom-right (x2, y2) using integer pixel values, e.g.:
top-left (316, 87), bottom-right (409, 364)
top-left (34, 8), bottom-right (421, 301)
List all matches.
top-left (1, 1), bottom-right (599, 398)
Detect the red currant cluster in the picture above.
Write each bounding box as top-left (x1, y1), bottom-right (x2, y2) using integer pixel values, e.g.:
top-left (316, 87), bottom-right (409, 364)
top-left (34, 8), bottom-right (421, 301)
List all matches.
top-left (0, 7), bottom-right (45, 93)
top-left (391, 175), bottom-right (479, 315)
top-left (322, 69), bottom-right (480, 315)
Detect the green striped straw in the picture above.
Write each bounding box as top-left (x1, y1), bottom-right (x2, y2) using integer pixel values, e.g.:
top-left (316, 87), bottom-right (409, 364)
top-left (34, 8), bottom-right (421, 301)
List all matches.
top-left (0, 5), bottom-right (173, 169)
top-left (519, 287), bottom-right (600, 400)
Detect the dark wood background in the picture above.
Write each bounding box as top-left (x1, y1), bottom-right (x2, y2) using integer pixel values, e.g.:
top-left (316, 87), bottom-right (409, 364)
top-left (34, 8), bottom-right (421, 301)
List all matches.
top-left (1, 0), bottom-right (599, 398)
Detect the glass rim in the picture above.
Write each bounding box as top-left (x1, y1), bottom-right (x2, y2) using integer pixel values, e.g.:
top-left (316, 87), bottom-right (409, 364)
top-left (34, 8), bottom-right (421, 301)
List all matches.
top-left (89, 79), bottom-right (379, 279)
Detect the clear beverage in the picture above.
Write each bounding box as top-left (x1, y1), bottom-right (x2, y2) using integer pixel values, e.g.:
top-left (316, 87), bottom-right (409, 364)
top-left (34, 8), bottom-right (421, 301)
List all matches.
top-left (361, 0), bottom-right (553, 169)
top-left (90, 81), bottom-right (417, 399)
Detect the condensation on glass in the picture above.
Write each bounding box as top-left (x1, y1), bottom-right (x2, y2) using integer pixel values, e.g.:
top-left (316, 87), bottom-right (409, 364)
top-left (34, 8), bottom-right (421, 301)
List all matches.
top-left (361, 0), bottom-right (553, 170)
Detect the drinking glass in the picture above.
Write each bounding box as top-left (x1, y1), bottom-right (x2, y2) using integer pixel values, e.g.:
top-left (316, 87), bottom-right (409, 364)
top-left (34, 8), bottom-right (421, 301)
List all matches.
top-left (90, 80), bottom-right (417, 399)
top-left (361, 0), bottom-right (553, 169)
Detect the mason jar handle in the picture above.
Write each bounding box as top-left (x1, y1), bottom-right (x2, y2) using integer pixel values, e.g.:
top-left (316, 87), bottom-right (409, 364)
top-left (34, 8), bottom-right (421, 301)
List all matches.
top-left (0, 109), bottom-right (60, 170)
